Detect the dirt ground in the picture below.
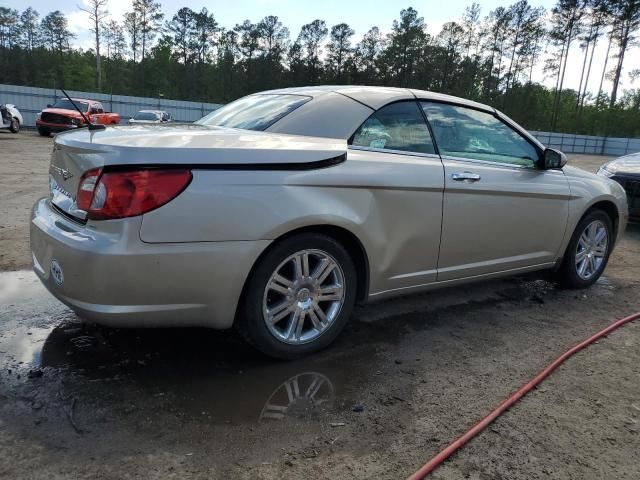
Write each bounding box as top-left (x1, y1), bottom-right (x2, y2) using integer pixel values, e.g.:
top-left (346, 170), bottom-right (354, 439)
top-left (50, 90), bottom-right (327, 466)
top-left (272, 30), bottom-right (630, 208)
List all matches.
top-left (0, 131), bottom-right (639, 479)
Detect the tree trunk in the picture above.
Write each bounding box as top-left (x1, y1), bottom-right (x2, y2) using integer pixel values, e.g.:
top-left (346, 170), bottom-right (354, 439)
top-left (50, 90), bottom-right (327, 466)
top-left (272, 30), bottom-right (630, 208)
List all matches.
top-left (528, 35), bottom-right (540, 83)
top-left (596, 29), bottom-right (614, 108)
top-left (610, 24), bottom-right (629, 109)
top-left (551, 37), bottom-right (567, 129)
top-left (575, 25), bottom-right (592, 111)
top-left (95, 25), bottom-right (102, 91)
top-left (504, 29), bottom-right (521, 94)
top-left (495, 36), bottom-right (506, 96)
top-left (552, 19), bottom-right (576, 131)
top-left (482, 32), bottom-right (499, 98)
top-left (580, 25), bottom-right (599, 112)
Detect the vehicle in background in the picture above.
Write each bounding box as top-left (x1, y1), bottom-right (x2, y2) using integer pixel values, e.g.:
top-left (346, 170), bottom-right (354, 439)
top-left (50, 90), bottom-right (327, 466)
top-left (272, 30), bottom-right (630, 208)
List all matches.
top-left (598, 154), bottom-right (640, 222)
top-left (128, 110), bottom-right (172, 125)
top-left (0, 104), bottom-right (22, 133)
top-left (36, 99), bottom-right (120, 137)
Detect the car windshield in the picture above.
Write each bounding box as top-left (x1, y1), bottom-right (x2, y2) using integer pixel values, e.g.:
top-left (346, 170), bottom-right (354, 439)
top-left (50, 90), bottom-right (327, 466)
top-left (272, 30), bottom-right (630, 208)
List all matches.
top-left (52, 99), bottom-right (89, 111)
top-left (134, 112), bottom-right (159, 120)
top-left (196, 94), bottom-right (311, 131)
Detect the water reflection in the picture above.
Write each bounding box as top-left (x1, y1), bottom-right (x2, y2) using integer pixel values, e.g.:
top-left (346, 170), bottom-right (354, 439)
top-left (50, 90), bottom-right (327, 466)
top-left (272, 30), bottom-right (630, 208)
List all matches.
top-left (0, 270), bottom-right (70, 368)
top-left (0, 271), bottom-right (387, 425)
top-left (0, 270), bottom-right (359, 425)
top-left (259, 372), bottom-right (334, 422)
top-left (35, 320), bottom-right (352, 424)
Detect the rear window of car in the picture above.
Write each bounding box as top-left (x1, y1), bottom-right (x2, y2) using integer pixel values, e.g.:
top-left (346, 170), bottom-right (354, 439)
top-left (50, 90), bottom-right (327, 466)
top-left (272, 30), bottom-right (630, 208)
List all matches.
top-left (134, 112), bottom-right (159, 120)
top-left (52, 99), bottom-right (89, 111)
top-left (196, 94), bottom-right (311, 131)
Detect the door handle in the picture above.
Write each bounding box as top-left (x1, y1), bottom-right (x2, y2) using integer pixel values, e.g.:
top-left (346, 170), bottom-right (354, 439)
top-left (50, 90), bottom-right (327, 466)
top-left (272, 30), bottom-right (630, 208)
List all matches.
top-left (451, 172), bottom-right (481, 182)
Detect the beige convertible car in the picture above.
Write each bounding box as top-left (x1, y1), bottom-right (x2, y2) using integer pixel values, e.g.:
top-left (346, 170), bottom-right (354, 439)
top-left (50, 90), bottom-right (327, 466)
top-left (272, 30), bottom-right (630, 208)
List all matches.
top-left (31, 86), bottom-right (628, 358)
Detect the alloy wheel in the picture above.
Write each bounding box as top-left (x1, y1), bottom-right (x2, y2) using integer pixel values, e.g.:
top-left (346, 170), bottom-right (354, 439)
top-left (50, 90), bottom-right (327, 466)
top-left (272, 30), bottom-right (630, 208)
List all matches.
top-left (262, 249), bottom-right (346, 345)
top-left (575, 220), bottom-right (608, 280)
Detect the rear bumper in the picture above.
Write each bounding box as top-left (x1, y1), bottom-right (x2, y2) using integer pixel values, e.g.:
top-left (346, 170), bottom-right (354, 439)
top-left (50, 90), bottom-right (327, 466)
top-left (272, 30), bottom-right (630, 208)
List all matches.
top-left (30, 198), bottom-right (269, 328)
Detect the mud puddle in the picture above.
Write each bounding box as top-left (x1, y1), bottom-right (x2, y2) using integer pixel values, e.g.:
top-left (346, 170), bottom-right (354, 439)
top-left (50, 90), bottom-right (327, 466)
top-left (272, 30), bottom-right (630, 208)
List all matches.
top-left (0, 271), bottom-right (387, 426)
top-left (0, 269), bottom-right (617, 429)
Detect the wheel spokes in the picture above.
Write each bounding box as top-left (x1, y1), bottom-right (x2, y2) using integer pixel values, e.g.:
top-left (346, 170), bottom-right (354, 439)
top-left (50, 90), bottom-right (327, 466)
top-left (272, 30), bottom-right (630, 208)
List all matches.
top-left (578, 257), bottom-right (589, 277)
top-left (579, 232), bottom-right (590, 249)
top-left (317, 285), bottom-right (343, 302)
top-left (268, 273), bottom-right (293, 295)
top-left (594, 244), bottom-right (607, 256)
top-left (266, 301), bottom-right (294, 325)
top-left (263, 249), bottom-right (346, 344)
top-left (575, 220), bottom-right (608, 280)
top-left (293, 255), bottom-right (304, 282)
top-left (311, 258), bottom-right (335, 283)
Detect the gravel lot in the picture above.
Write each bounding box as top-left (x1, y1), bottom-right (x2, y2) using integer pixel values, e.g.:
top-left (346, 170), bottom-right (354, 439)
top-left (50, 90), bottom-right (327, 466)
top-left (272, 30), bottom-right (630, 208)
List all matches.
top-left (0, 131), bottom-right (638, 479)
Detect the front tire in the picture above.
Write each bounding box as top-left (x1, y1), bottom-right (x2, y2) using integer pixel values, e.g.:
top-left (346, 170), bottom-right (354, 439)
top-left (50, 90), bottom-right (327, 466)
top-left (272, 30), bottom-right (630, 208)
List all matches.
top-left (555, 209), bottom-right (613, 289)
top-left (9, 117), bottom-right (19, 133)
top-left (237, 233), bottom-right (357, 359)
top-left (37, 127), bottom-right (50, 137)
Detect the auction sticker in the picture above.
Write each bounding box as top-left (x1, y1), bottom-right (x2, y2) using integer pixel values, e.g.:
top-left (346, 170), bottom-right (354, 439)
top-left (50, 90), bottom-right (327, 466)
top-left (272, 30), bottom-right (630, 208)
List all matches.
top-left (50, 260), bottom-right (64, 285)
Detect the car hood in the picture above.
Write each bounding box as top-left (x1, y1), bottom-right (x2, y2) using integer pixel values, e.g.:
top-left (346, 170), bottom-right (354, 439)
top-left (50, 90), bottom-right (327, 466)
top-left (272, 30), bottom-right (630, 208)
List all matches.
top-left (42, 108), bottom-right (83, 117)
top-left (606, 153), bottom-right (640, 174)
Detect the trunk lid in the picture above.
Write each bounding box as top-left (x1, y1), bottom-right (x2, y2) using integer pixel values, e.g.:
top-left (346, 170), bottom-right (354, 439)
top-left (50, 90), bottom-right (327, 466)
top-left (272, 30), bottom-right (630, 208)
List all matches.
top-left (49, 124), bottom-right (346, 220)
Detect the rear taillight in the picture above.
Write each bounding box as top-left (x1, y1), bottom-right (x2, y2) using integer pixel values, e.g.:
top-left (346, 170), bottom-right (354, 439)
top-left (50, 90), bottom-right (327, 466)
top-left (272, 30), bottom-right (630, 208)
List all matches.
top-left (76, 168), bottom-right (102, 211)
top-left (76, 168), bottom-right (192, 220)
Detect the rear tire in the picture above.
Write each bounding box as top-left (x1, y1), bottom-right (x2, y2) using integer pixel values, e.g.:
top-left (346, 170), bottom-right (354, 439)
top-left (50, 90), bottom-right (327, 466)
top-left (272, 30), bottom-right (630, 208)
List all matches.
top-left (38, 127), bottom-right (50, 137)
top-left (554, 209), bottom-right (613, 289)
top-left (236, 233), bottom-right (357, 359)
top-left (9, 117), bottom-right (19, 133)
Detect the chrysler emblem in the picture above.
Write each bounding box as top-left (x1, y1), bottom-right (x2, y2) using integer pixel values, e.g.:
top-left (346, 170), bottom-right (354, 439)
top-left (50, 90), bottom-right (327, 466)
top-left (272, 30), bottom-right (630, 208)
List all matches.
top-left (50, 165), bottom-right (74, 180)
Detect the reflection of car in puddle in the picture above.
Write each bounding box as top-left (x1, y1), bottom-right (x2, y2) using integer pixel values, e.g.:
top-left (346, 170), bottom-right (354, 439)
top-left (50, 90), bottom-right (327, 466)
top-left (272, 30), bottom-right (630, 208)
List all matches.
top-left (37, 321), bottom-right (359, 425)
top-left (260, 372), bottom-right (334, 422)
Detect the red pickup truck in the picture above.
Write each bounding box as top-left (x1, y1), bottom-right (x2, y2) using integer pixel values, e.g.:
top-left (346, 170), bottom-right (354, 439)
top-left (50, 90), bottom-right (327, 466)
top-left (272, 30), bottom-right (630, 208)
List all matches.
top-left (36, 98), bottom-right (120, 136)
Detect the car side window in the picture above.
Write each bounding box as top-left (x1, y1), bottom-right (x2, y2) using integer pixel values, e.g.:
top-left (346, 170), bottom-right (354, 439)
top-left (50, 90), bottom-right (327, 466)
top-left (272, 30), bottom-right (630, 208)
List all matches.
top-left (350, 101), bottom-right (436, 155)
top-left (421, 102), bottom-right (539, 168)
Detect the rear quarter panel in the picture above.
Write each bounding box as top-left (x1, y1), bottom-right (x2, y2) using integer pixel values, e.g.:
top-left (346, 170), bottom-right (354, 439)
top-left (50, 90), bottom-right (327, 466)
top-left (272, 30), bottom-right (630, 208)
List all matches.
top-left (139, 149), bottom-right (445, 294)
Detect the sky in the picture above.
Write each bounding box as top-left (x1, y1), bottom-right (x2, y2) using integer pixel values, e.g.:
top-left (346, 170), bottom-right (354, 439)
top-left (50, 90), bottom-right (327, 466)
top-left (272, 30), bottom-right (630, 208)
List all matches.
top-left (4, 0), bottom-right (640, 98)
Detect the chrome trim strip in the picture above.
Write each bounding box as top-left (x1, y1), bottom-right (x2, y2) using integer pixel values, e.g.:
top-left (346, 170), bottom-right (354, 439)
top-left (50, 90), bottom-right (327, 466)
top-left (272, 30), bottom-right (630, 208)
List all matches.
top-left (348, 145), bottom-right (440, 159)
top-left (441, 154), bottom-right (541, 171)
top-left (389, 268), bottom-right (438, 280)
top-left (369, 262), bottom-right (556, 297)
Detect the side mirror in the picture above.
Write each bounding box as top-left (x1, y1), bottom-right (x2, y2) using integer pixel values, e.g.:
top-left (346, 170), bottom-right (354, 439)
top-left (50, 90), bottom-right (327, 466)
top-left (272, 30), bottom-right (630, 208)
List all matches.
top-left (46, 104), bottom-right (52, 108)
top-left (541, 148), bottom-right (567, 169)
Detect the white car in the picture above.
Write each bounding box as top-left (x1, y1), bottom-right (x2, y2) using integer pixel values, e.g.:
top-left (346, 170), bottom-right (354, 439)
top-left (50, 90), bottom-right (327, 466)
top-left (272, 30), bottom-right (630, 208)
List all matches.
top-left (1, 104), bottom-right (23, 133)
top-left (128, 110), bottom-right (172, 125)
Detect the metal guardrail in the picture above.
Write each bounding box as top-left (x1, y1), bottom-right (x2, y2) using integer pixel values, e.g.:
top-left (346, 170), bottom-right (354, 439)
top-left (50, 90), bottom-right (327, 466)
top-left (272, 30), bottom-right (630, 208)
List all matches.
top-left (530, 131), bottom-right (640, 157)
top-left (1, 83), bottom-right (222, 128)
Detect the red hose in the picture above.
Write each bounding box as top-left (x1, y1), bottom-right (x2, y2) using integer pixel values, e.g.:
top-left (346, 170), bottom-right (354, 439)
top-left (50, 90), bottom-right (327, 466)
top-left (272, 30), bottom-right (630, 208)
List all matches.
top-left (408, 311), bottom-right (640, 480)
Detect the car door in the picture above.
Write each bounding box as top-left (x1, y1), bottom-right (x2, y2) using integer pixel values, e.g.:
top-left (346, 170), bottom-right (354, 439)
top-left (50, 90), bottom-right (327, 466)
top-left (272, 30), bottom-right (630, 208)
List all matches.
top-left (420, 101), bottom-right (571, 282)
top-left (348, 100), bottom-right (444, 291)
